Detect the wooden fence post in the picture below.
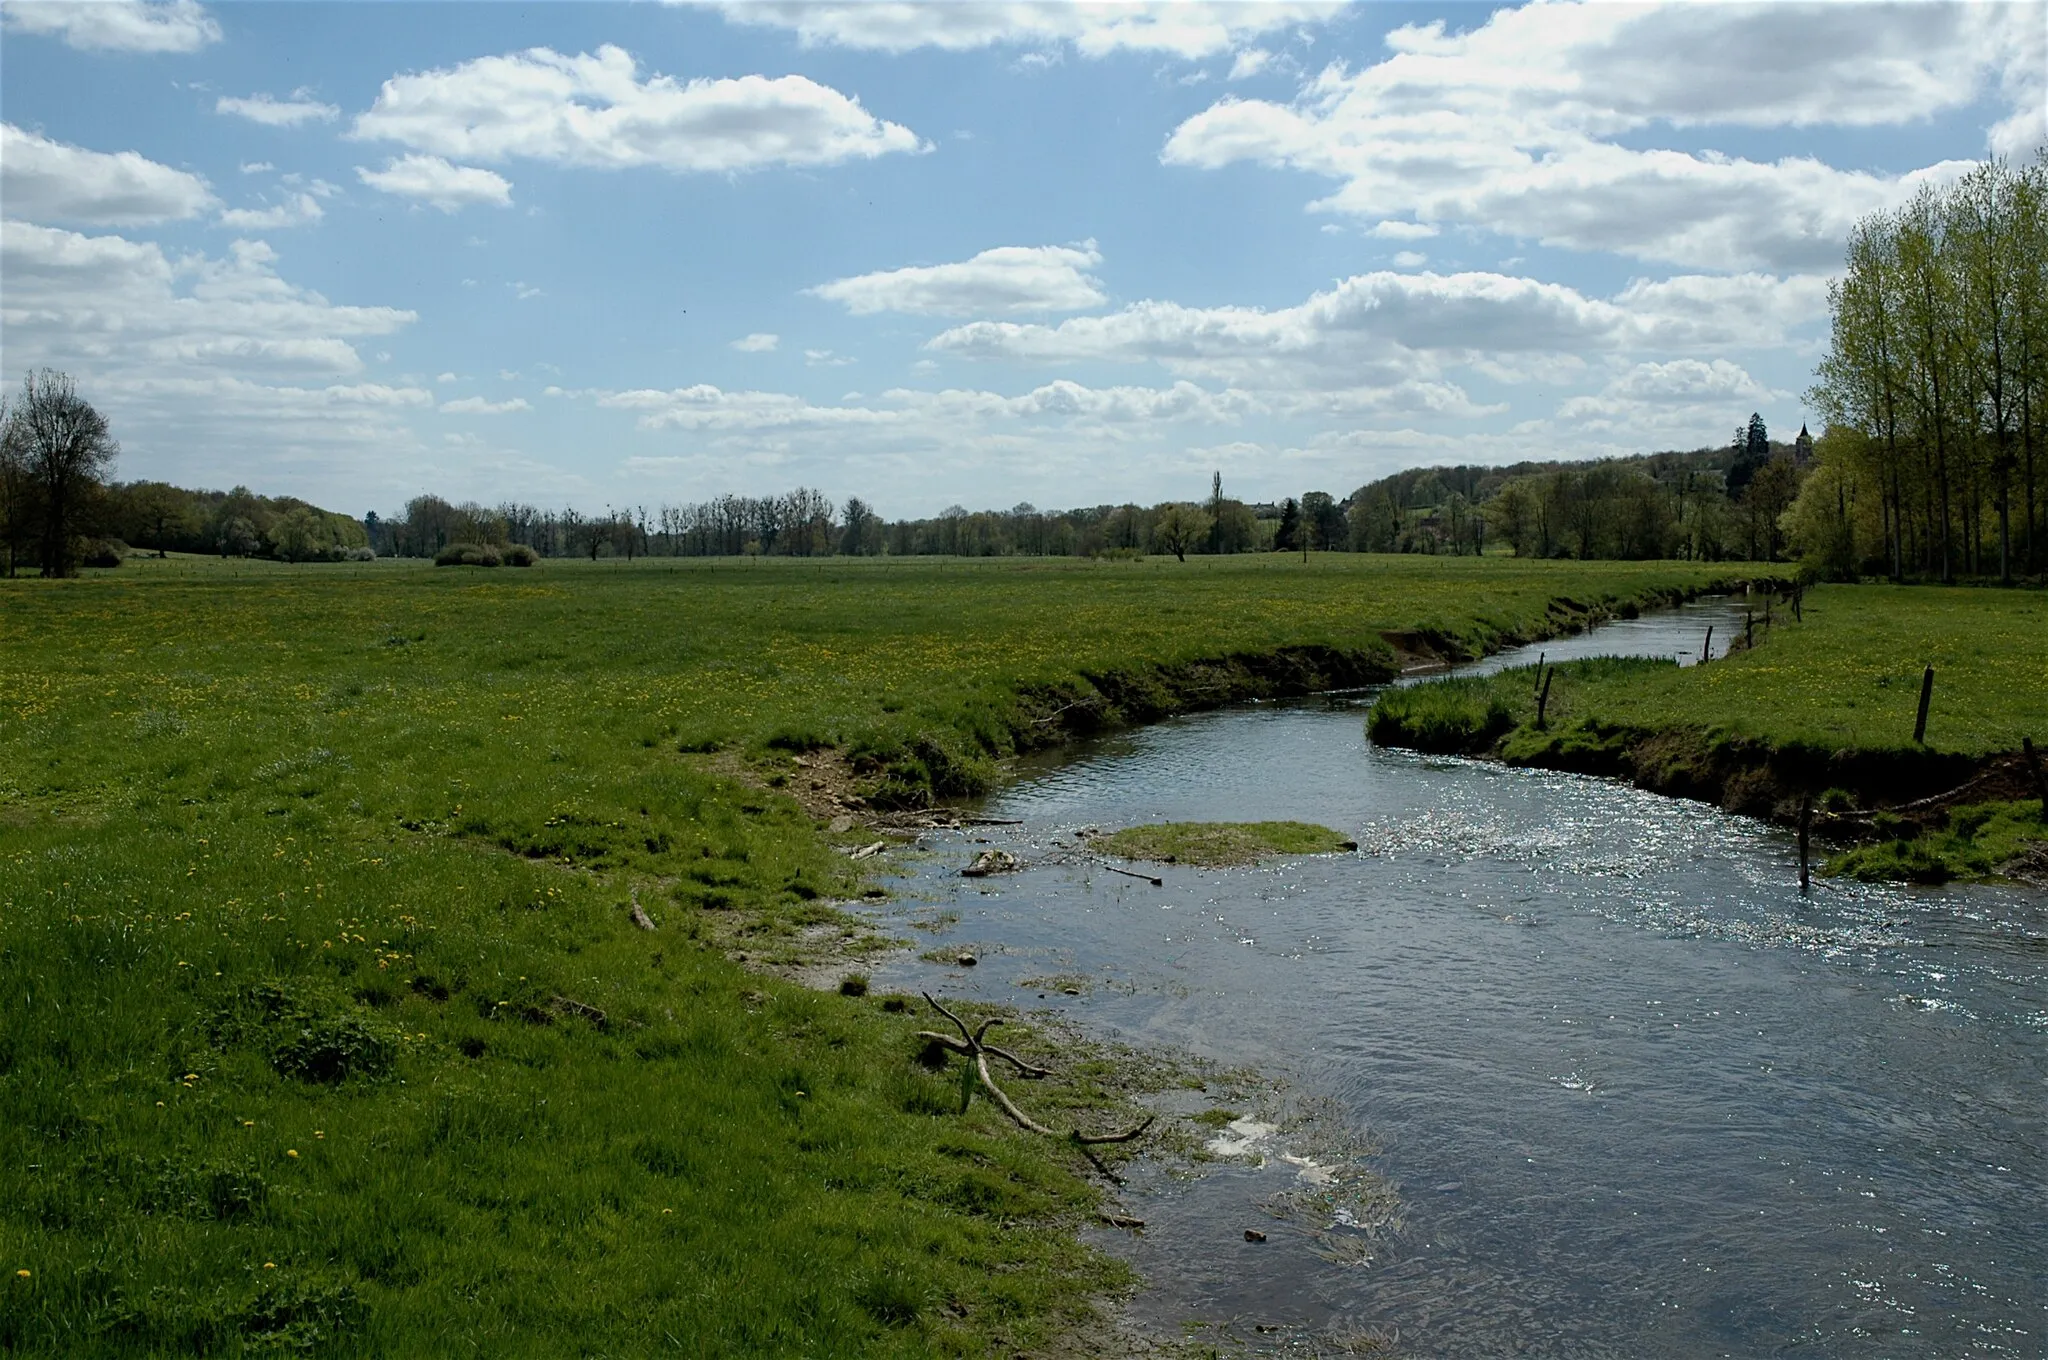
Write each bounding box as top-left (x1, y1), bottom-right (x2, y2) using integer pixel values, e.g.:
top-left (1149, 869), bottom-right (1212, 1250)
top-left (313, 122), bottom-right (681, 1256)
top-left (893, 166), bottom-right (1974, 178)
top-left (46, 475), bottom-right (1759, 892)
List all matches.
top-left (1798, 795), bottom-right (1812, 895)
top-left (1701, 625), bottom-right (1713, 663)
top-left (1913, 666), bottom-right (1935, 745)
top-left (1533, 653), bottom-right (1545, 697)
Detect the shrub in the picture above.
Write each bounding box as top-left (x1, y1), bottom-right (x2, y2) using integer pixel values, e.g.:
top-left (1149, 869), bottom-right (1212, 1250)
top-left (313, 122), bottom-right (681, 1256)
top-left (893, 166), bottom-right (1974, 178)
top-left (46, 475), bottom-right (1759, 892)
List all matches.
top-left (81, 538), bottom-right (128, 568)
top-left (434, 543), bottom-right (502, 567)
top-left (345, 546), bottom-right (376, 562)
top-left (503, 543), bottom-right (538, 567)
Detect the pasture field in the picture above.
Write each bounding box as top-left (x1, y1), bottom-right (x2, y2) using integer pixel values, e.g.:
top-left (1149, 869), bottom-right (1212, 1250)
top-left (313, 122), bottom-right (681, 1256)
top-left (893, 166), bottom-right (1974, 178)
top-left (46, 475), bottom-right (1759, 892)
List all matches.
top-left (1, 552), bottom-right (1735, 1356)
top-left (1368, 583), bottom-right (2048, 879)
top-left (1372, 583), bottom-right (2048, 757)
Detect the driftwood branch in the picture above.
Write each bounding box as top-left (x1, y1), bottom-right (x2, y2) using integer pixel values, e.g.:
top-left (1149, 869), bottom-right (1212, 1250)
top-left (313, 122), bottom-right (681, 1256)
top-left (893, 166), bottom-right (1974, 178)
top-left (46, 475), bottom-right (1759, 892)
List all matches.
top-left (920, 993), bottom-right (1153, 1147)
top-left (627, 891), bottom-right (658, 932)
top-left (916, 1030), bottom-right (1053, 1077)
top-left (1104, 864), bottom-right (1163, 887)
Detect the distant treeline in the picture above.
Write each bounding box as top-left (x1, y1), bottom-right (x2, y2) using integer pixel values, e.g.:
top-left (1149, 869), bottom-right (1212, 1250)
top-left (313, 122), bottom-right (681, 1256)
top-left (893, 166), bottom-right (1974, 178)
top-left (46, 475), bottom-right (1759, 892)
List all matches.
top-left (353, 446), bottom-right (1783, 566)
top-left (364, 479), bottom-right (1270, 562)
top-left (92, 481), bottom-right (371, 563)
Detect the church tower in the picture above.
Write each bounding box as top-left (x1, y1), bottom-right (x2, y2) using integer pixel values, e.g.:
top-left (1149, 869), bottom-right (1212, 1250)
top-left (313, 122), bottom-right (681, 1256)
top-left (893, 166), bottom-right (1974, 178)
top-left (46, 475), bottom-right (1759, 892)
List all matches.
top-left (1793, 423), bottom-right (1814, 466)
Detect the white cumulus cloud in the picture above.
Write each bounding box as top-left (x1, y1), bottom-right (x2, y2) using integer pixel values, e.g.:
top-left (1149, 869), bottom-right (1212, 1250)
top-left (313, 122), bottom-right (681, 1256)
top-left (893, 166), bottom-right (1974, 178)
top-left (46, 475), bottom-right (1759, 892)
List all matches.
top-left (352, 45), bottom-right (924, 173)
top-left (0, 219), bottom-right (431, 494)
top-left (1162, 1), bottom-right (2038, 272)
top-left (216, 93), bottom-right (341, 127)
top-left (808, 242), bottom-right (1106, 316)
top-left (716, 2), bottom-right (1341, 60)
top-left (2, 122), bottom-right (214, 226)
top-left (356, 155), bottom-right (513, 212)
top-left (925, 267), bottom-right (1827, 408)
top-left (2, 0), bottom-right (219, 53)
top-left (440, 395), bottom-right (531, 415)
top-left (730, 332), bottom-right (780, 352)
top-left (217, 192), bottom-right (324, 230)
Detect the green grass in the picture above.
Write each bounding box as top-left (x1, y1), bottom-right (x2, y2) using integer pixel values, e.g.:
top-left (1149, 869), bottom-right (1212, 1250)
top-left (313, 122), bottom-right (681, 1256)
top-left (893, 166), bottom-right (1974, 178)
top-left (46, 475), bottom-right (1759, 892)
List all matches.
top-left (1829, 800), bottom-right (2048, 883)
top-left (1375, 583), bottom-right (2048, 756)
top-left (1095, 822), bottom-right (1356, 867)
top-left (2, 552), bottom-right (1738, 1355)
top-left (1369, 583), bottom-right (2048, 881)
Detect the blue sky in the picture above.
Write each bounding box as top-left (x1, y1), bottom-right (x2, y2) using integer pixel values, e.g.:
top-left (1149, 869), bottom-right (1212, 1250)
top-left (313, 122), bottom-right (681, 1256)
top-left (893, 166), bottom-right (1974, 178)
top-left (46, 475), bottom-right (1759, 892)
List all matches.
top-left (4, 1), bottom-right (2042, 519)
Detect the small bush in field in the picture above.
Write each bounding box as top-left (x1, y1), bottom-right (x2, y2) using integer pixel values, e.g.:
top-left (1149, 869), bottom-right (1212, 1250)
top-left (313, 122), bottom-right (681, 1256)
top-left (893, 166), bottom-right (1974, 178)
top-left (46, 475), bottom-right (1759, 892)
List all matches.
top-left (504, 543), bottom-right (539, 567)
top-left (434, 543), bottom-right (502, 567)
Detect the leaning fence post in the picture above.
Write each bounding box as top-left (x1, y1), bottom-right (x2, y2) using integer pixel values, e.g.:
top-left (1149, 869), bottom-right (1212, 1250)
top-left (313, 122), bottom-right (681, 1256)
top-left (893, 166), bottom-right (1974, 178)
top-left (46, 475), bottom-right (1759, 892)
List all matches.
top-left (1798, 795), bottom-right (1812, 895)
top-left (1533, 652), bottom-right (1545, 698)
top-left (1913, 666), bottom-right (1935, 745)
top-left (1536, 666), bottom-right (1554, 730)
top-left (1700, 625), bottom-right (1713, 663)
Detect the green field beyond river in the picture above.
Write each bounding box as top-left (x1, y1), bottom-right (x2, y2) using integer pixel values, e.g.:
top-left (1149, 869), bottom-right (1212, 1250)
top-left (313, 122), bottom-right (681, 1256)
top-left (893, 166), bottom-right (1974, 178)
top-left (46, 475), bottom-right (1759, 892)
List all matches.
top-left (3, 554), bottom-right (2041, 1355)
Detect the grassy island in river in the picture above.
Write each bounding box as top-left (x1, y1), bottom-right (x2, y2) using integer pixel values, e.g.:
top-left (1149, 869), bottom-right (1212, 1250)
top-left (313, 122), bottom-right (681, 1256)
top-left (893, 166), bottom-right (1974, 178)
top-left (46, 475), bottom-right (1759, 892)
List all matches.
top-left (1095, 822), bottom-right (1357, 867)
top-left (1368, 583), bottom-right (2048, 883)
top-left (3, 552), bottom-right (1746, 1356)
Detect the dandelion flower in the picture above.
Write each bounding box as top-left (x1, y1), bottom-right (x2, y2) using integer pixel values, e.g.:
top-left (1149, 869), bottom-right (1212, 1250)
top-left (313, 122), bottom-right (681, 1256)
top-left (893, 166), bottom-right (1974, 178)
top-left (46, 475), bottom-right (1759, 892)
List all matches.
top-left (286, 1149), bottom-right (299, 1158)
top-left (15, 1270), bottom-right (29, 1279)
top-left (263, 1262), bottom-right (276, 1269)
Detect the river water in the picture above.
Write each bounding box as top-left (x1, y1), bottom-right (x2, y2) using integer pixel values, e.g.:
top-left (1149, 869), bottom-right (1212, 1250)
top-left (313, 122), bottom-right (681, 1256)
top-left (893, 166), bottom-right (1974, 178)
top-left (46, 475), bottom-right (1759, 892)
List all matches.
top-left (865, 600), bottom-right (2047, 1357)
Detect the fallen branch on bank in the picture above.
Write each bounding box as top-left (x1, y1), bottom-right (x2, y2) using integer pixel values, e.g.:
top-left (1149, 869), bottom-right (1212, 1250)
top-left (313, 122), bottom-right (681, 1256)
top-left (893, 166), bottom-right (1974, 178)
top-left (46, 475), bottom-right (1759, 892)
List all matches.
top-left (919, 993), bottom-right (1154, 1146)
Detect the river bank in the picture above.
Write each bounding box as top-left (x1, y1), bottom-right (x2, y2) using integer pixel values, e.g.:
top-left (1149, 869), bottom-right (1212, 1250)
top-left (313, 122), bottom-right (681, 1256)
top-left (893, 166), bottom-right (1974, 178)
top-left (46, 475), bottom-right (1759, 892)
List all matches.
top-left (1367, 583), bottom-right (2048, 884)
top-left (854, 609), bottom-right (2047, 1353)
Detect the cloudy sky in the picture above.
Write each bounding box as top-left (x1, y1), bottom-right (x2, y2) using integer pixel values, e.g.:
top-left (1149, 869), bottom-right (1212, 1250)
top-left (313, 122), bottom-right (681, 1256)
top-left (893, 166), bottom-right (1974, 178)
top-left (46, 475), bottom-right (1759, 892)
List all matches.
top-left (3, 1), bottom-right (2042, 518)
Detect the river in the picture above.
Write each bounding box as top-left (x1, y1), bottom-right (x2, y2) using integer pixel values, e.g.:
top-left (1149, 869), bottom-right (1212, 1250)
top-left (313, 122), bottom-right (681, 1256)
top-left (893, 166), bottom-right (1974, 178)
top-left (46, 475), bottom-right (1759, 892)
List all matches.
top-left (863, 599), bottom-right (2045, 1356)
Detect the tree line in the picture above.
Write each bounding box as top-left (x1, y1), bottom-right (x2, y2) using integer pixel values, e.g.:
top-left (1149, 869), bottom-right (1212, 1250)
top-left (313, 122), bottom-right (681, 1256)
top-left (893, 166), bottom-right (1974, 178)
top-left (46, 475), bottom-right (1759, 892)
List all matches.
top-left (1805, 156), bottom-right (2047, 582)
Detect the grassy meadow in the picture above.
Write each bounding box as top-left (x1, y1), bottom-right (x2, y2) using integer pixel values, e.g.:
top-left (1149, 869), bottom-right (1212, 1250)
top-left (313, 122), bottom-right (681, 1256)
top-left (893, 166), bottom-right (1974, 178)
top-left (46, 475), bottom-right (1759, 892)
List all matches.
top-left (1369, 583), bottom-right (2048, 879)
top-left (1372, 583), bottom-right (2048, 756)
top-left (3, 552), bottom-right (1743, 1355)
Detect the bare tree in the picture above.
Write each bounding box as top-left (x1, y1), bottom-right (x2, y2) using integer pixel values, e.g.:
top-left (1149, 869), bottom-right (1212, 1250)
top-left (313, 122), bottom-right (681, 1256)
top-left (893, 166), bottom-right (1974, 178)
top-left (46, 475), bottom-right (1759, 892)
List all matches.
top-left (2, 370), bottom-right (119, 577)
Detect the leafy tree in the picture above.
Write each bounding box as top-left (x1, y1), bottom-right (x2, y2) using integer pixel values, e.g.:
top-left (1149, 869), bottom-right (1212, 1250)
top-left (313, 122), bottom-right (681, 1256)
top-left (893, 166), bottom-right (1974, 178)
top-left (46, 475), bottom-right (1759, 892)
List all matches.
top-left (1273, 497), bottom-right (1301, 553)
top-left (216, 515), bottom-right (260, 557)
top-left (1484, 481), bottom-right (1537, 557)
top-left (1149, 503), bottom-right (1211, 562)
top-left (840, 496), bottom-right (876, 555)
top-left (0, 397), bottom-right (27, 576)
top-left (0, 369), bottom-right (119, 577)
top-left (1301, 491), bottom-right (1347, 550)
top-left (272, 505), bottom-right (334, 563)
top-left (1348, 488), bottom-right (1401, 553)
top-left (1808, 154), bottom-right (2046, 581)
